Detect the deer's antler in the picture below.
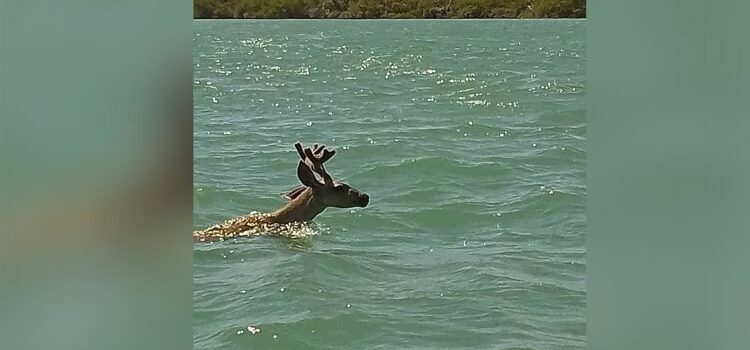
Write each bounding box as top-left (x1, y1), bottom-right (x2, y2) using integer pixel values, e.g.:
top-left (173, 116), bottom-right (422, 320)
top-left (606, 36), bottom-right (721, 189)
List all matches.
top-left (294, 142), bottom-right (336, 187)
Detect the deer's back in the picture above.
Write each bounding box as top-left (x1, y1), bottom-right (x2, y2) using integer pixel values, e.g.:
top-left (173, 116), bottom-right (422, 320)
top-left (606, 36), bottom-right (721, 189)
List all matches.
top-left (193, 212), bottom-right (275, 242)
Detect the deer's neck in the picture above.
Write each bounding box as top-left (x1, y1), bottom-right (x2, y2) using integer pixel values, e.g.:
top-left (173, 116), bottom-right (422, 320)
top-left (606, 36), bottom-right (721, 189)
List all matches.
top-left (269, 187), bottom-right (326, 224)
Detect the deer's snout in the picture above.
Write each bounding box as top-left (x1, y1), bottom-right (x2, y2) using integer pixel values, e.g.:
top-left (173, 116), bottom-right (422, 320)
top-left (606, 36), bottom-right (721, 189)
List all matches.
top-left (358, 193), bottom-right (369, 207)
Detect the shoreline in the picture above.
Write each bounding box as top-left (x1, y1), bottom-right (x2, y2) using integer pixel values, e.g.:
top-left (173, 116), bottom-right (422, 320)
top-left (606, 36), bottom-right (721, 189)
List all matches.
top-left (194, 0), bottom-right (585, 20)
top-left (193, 17), bottom-right (586, 20)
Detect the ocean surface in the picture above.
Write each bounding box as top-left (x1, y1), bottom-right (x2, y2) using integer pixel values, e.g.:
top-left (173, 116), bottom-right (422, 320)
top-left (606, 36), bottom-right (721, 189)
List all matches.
top-left (193, 20), bottom-right (585, 349)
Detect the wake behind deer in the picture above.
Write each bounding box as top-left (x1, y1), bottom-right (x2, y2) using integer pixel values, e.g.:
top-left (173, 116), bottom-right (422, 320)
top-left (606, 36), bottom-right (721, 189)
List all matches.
top-left (193, 142), bottom-right (369, 242)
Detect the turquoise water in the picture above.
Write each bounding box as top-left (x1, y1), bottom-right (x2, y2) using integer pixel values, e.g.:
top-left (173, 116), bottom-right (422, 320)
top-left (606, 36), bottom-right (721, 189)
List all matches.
top-left (194, 20), bottom-right (585, 349)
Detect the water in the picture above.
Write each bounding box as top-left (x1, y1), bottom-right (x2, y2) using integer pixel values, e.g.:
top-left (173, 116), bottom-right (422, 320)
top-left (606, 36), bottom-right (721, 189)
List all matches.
top-left (194, 20), bottom-right (585, 349)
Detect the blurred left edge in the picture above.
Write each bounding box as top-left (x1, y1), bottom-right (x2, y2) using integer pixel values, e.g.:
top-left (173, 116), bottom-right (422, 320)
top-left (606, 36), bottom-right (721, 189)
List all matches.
top-left (0, 1), bottom-right (192, 350)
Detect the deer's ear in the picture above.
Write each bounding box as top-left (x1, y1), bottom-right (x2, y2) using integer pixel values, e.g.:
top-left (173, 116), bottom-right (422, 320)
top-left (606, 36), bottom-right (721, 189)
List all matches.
top-left (297, 161), bottom-right (322, 188)
top-left (281, 186), bottom-right (306, 201)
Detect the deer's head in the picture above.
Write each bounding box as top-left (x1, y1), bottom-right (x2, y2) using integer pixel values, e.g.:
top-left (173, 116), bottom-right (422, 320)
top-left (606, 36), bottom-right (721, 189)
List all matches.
top-left (289, 142), bottom-right (369, 208)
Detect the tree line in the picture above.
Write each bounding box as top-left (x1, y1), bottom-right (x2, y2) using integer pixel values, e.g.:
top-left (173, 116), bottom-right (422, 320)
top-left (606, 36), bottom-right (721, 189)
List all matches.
top-left (194, 0), bottom-right (586, 19)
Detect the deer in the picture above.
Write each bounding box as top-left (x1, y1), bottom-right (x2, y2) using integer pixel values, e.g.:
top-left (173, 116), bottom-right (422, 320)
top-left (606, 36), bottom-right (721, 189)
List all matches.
top-left (193, 142), bottom-right (369, 242)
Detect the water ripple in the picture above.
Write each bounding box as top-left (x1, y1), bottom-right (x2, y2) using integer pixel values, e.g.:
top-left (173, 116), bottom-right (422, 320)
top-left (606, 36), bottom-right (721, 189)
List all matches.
top-left (194, 19), bottom-right (586, 350)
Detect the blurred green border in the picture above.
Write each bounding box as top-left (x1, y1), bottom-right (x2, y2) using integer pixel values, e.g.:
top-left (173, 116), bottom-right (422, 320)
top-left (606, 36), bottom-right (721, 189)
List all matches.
top-left (3, 0), bottom-right (750, 348)
top-left (588, 1), bottom-right (750, 349)
top-left (1, 2), bottom-right (193, 350)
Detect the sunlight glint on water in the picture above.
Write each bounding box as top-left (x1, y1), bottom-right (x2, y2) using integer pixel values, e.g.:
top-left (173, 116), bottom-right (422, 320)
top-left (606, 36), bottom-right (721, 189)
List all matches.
top-left (194, 20), bottom-right (586, 350)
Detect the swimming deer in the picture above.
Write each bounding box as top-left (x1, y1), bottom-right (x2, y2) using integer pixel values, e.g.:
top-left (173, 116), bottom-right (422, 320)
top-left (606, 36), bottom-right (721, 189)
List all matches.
top-left (193, 142), bottom-right (369, 242)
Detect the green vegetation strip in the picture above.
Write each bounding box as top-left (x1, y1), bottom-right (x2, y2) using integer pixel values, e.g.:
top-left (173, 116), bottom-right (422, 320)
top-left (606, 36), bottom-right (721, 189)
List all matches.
top-left (194, 0), bottom-right (586, 19)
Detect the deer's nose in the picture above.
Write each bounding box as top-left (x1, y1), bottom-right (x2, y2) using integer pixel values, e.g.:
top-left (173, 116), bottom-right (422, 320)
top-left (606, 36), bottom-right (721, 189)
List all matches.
top-left (359, 193), bottom-right (369, 207)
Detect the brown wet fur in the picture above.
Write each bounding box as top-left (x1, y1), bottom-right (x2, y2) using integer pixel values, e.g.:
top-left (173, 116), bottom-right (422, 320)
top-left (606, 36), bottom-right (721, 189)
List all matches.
top-left (193, 142), bottom-right (367, 243)
top-left (193, 188), bottom-right (325, 242)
